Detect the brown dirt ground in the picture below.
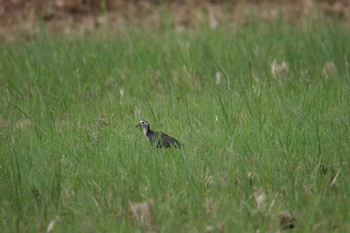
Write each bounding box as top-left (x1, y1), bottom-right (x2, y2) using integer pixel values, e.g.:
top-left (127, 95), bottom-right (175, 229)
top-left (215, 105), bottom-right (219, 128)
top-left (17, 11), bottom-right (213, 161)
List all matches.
top-left (1, 0), bottom-right (349, 41)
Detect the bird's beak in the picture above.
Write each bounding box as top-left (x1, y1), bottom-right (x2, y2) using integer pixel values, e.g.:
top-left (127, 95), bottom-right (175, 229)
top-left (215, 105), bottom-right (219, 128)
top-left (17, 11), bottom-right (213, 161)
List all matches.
top-left (135, 123), bottom-right (141, 128)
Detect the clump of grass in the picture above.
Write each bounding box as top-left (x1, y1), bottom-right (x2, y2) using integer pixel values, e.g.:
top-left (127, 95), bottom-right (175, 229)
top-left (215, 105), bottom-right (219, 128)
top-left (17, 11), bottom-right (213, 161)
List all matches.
top-left (0, 19), bottom-right (349, 232)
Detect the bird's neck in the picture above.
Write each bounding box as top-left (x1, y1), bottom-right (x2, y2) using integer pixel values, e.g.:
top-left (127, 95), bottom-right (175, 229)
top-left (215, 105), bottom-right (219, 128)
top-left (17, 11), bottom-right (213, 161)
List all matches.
top-left (143, 126), bottom-right (153, 136)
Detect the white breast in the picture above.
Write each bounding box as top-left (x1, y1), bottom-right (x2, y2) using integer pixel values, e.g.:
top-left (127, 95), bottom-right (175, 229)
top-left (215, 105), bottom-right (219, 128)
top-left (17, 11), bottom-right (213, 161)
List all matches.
top-left (143, 127), bottom-right (148, 136)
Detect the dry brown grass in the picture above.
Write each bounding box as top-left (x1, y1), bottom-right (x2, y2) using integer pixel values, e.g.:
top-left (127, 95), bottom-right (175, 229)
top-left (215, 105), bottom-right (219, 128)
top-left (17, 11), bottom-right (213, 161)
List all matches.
top-left (1, 0), bottom-right (349, 41)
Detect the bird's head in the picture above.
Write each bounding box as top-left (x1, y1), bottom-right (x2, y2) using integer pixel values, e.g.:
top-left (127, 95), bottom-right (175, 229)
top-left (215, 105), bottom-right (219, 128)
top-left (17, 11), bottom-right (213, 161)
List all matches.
top-left (135, 120), bottom-right (150, 130)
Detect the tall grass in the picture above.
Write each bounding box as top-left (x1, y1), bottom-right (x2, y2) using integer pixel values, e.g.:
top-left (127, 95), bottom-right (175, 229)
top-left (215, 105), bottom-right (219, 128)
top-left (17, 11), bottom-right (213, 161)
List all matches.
top-left (0, 19), bottom-right (349, 232)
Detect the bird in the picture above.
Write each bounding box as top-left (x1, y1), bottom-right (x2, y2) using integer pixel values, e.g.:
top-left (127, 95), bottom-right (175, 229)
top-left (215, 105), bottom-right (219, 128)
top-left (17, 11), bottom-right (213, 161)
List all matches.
top-left (135, 120), bottom-right (181, 148)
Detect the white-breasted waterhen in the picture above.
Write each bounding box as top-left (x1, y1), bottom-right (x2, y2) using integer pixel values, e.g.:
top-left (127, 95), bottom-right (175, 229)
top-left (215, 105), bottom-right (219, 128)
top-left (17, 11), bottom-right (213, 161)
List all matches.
top-left (135, 120), bottom-right (181, 148)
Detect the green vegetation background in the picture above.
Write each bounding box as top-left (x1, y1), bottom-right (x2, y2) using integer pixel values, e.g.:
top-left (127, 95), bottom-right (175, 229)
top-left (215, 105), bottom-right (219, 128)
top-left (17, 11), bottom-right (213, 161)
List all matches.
top-left (0, 18), bottom-right (349, 232)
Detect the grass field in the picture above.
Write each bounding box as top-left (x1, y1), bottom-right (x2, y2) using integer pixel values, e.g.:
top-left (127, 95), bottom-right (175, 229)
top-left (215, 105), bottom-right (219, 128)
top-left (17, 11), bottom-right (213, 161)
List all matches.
top-left (0, 18), bottom-right (350, 232)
